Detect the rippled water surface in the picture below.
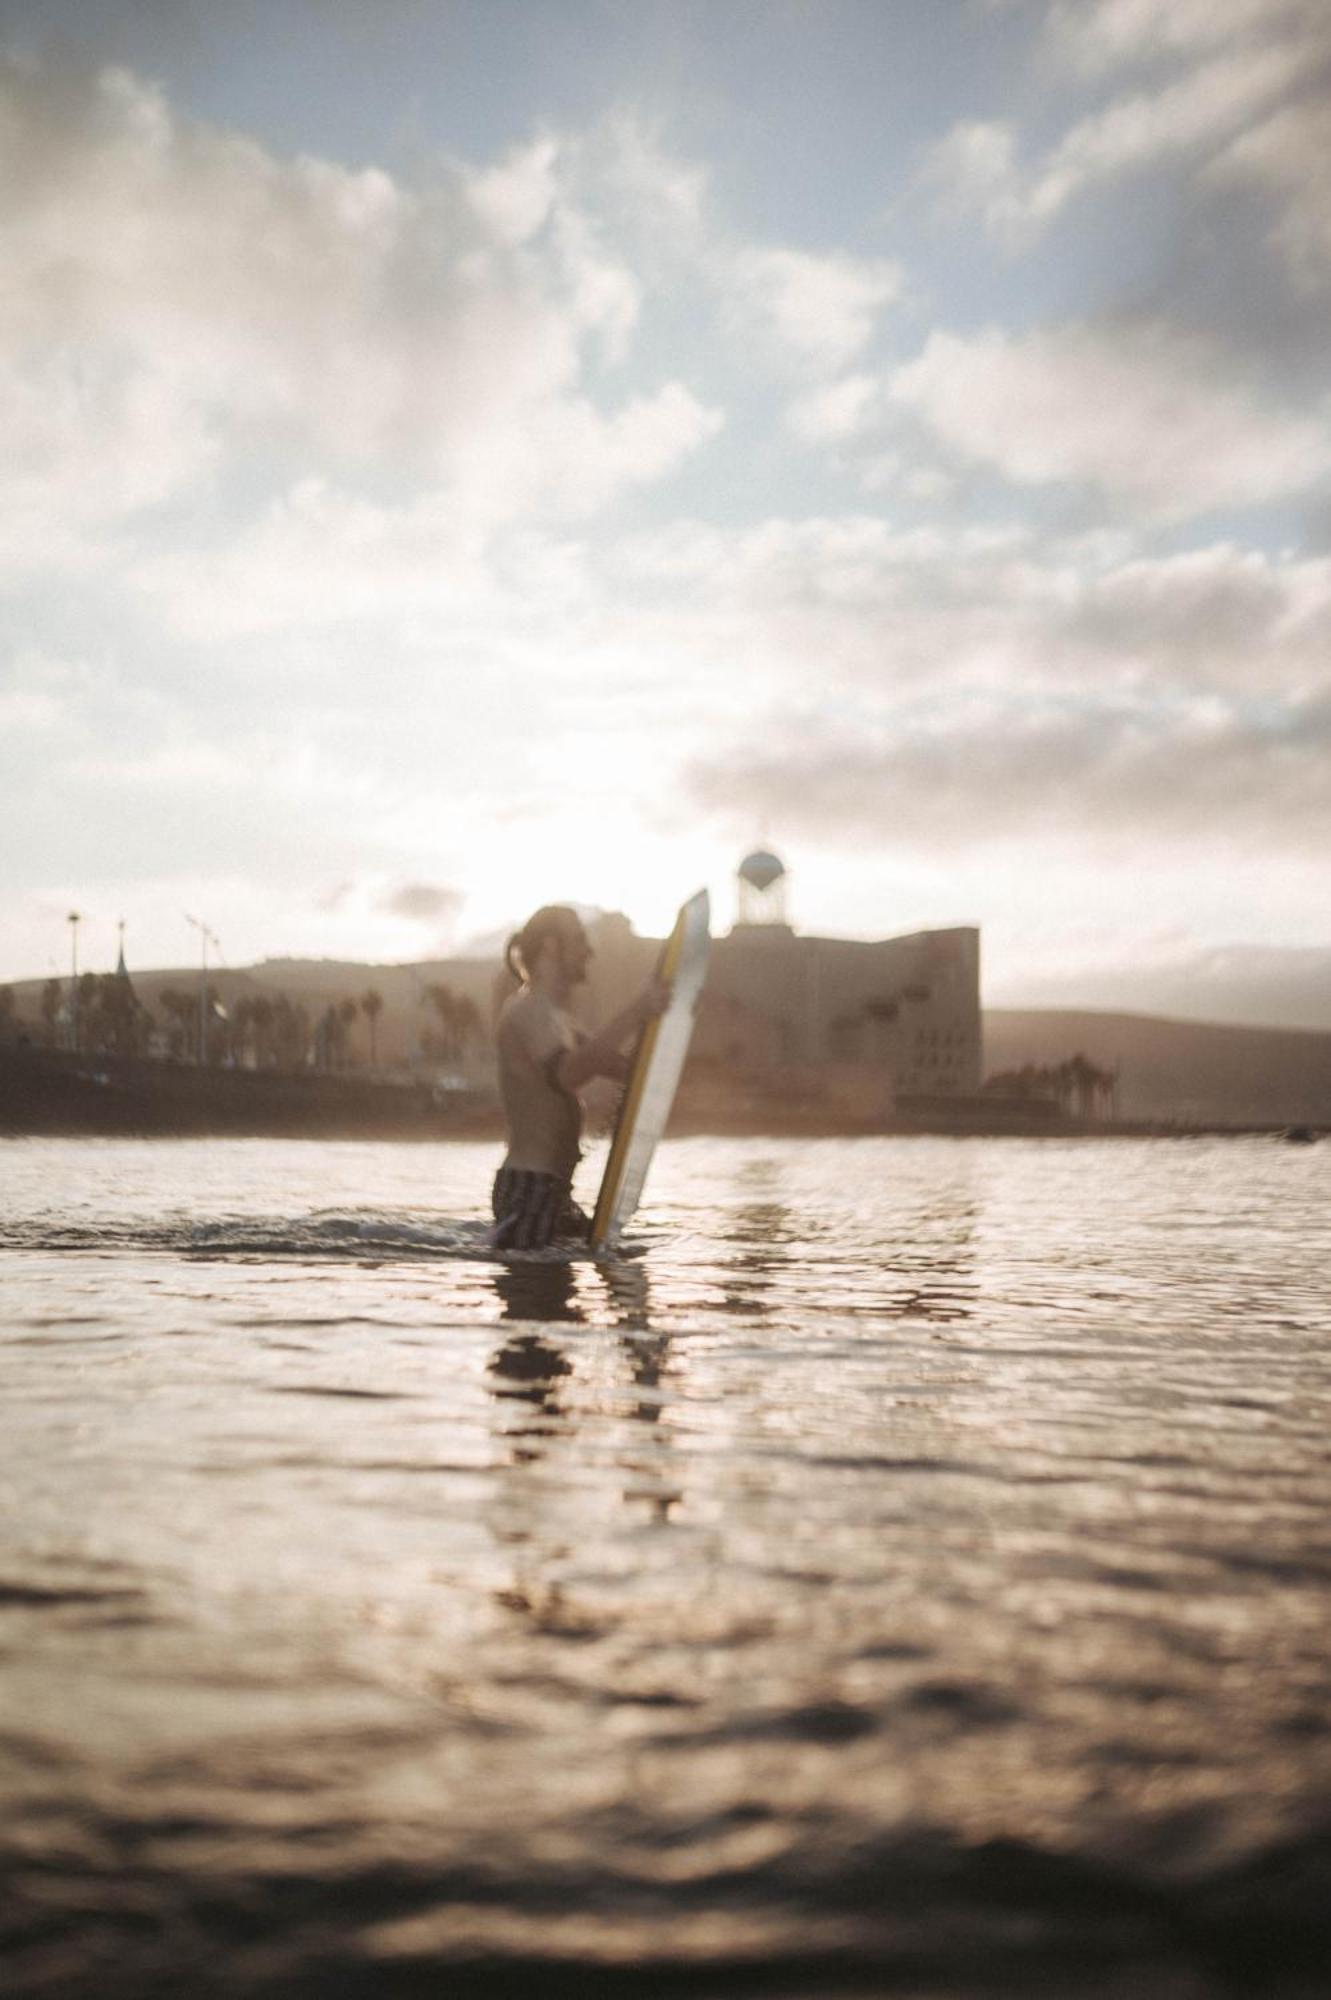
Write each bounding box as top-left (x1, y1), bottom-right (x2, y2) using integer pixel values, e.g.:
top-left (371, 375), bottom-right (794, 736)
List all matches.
top-left (3, 1134), bottom-right (1330, 1999)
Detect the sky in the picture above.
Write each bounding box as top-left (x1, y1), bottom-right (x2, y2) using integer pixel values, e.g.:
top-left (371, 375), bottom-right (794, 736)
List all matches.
top-left (2, 0), bottom-right (1329, 1009)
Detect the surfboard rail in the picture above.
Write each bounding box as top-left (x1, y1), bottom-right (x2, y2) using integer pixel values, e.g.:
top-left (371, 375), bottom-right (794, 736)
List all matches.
top-left (590, 889), bottom-right (710, 1251)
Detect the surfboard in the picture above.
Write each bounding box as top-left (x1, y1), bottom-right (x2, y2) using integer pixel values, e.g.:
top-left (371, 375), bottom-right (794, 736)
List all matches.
top-left (590, 889), bottom-right (710, 1252)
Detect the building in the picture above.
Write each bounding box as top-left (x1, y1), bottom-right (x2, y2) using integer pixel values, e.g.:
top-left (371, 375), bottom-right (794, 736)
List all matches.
top-left (702, 918), bottom-right (981, 1096)
top-left (574, 852), bottom-right (982, 1119)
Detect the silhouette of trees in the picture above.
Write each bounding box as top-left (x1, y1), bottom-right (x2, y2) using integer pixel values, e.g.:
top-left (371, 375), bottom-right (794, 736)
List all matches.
top-left (157, 986), bottom-right (198, 1059)
top-left (337, 997), bottom-right (358, 1067)
top-left (270, 995), bottom-right (309, 1069)
top-left (40, 979), bottom-right (62, 1046)
top-left (86, 973), bottom-right (149, 1056)
top-left (422, 982), bottom-right (481, 1068)
top-left (0, 986), bottom-right (15, 1042)
top-left (314, 997), bottom-right (360, 1070)
top-left (983, 1052), bottom-right (1117, 1120)
top-left (35, 971), bottom-right (152, 1058)
top-left (249, 995), bottom-right (275, 1064)
top-left (228, 993), bottom-right (277, 1067)
top-left (360, 988), bottom-right (383, 1066)
top-left (230, 995), bottom-right (257, 1065)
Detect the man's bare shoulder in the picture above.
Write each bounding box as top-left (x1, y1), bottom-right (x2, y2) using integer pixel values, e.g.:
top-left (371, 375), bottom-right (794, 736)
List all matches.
top-left (498, 986), bottom-right (568, 1060)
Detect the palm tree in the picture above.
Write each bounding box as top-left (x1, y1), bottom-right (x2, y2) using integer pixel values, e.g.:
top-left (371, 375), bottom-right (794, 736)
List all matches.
top-left (271, 995), bottom-right (308, 1069)
top-left (423, 982), bottom-right (456, 1064)
top-left (360, 988), bottom-right (384, 1066)
top-left (40, 978), bottom-right (61, 1046)
top-left (157, 986), bottom-right (196, 1060)
top-left (250, 995), bottom-right (275, 1067)
top-left (337, 997), bottom-right (358, 1068)
top-left (423, 982), bottom-right (481, 1068)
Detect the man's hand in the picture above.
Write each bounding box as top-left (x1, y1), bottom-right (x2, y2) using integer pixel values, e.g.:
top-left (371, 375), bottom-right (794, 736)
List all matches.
top-left (634, 977), bottom-right (672, 1025)
top-left (561, 977), bottom-right (674, 1092)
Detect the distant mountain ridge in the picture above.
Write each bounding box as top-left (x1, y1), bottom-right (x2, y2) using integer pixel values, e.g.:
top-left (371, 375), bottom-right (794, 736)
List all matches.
top-left (990, 944), bottom-right (1331, 1035)
top-left (8, 955), bottom-right (1331, 1127)
top-left (985, 1008), bottom-right (1331, 1127)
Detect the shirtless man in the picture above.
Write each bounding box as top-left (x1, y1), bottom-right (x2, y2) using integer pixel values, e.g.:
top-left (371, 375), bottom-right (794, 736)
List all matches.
top-left (492, 905), bottom-right (667, 1251)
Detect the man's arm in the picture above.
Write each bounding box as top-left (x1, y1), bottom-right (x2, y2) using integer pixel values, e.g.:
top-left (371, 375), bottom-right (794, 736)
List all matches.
top-left (556, 979), bottom-right (670, 1092)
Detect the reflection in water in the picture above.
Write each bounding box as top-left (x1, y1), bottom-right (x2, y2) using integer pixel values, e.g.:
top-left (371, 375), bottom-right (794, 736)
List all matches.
top-left (6, 1137), bottom-right (1330, 1997)
top-left (491, 1257), bottom-right (585, 1324)
top-left (598, 1253), bottom-right (651, 1332)
top-left (723, 1156), bottom-right (799, 1318)
top-left (488, 1329), bottom-right (572, 1403)
top-left (886, 1195), bottom-right (979, 1323)
top-left (487, 1330), bottom-right (570, 1465)
top-left (487, 1273), bottom-right (575, 1467)
top-left (721, 1155), bottom-right (981, 1325)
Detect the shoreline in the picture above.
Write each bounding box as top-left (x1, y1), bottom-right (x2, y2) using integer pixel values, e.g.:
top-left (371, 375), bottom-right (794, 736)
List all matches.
top-left (0, 1050), bottom-right (1313, 1143)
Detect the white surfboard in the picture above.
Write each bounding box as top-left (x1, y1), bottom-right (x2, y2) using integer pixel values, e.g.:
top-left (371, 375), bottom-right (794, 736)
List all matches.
top-left (590, 889), bottom-right (710, 1252)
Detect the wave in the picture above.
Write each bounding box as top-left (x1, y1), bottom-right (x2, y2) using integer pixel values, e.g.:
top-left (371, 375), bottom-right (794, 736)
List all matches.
top-left (2, 1812), bottom-right (1328, 1997)
top-left (0, 1210), bottom-right (645, 1264)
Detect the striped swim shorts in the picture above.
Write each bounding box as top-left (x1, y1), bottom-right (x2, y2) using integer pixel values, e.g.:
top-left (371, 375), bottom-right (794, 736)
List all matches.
top-left (491, 1166), bottom-right (590, 1251)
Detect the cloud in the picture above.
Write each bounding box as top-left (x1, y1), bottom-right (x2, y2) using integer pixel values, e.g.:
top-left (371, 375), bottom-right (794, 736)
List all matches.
top-left (888, 320), bottom-right (1331, 521)
top-left (927, 0), bottom-right (1330, 246)
top-left (378, 881), bottom-right (464, 924)
top-left (729, 246), bottom-right (902, 371)
top-left (604, 513), bottom-right (1331, 862)
top-left (927, 46), bottom-right (1303, 242)
top-left (0, 54), bottom-right (720, 577)
top-left (131, 387), bottom-right (721, 639)
top-left (990, 937), bottom-right (1331, 1031)
top-left (1022, 44), bottom-right (1300, 231)
top-left (1207, 95), bottom-right (1331, 288)
top-left (606, 516), bottom-right (1331, 709)
top-left (1046, 0), bottom-right (1318, 74)
top-left (686, 686), bottom-right (1331, 857)
top-left (787, 373), bottom-right (881, 444)
top-left (466, 134), bottom-right (561, 244)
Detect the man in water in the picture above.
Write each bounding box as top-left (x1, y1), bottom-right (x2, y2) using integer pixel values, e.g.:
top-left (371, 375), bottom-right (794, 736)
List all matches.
top-left (492, 905), bottom-right (668, 1251)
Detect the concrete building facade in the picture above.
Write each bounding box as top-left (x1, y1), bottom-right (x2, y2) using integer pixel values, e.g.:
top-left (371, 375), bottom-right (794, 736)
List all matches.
top-left (697, 918), bottom-right (982, 1100)
top-left (592, 853), bottom-right (984, 1117)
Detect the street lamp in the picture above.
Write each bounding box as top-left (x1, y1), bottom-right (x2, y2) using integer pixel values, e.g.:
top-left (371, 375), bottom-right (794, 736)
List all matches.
top-left (184, 914), bottom-right (220, 1065)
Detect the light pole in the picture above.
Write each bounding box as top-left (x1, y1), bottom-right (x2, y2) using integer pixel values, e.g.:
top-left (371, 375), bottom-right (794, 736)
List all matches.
top-left (67, 911), bottom-right (81, 1051)
top-left (184, 914), bottom-right (219, 1065)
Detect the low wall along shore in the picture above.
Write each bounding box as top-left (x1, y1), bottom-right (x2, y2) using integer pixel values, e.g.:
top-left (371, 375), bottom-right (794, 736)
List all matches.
top-left (1, 1047), bottom-right (1318, 1142)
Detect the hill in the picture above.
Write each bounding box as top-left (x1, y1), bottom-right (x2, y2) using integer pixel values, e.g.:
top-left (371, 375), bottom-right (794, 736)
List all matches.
top-left (984, 1009), bottom-right (1331, 1127)
top-left (8, 952), bottom-right (1331, 1129)
top-left (990, 944), bottom-right (1331, 1034)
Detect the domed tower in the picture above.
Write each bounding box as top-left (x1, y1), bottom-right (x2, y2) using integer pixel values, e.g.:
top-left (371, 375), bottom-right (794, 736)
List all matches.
top-left (736, 847), bottom-right (789, 928)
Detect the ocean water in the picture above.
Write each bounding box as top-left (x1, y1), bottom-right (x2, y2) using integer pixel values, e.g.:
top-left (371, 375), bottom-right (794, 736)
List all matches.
top-left (2, 1133), bottom-right (1329, 2000)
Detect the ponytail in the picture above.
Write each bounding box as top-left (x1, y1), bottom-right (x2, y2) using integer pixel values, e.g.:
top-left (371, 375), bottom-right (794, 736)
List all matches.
top-left (506, 906), bottom-right (581, 988)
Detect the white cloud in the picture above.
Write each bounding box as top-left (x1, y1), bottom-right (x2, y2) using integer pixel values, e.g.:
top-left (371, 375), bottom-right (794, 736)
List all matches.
top-left (133, 381), bottom-right (722, 639)
top-left (787, 373), bottom-right (881, 444)
top-left (0, 685), bottom-right (62, 734)
top-left (927, 43), bottom-right (1303, 241)
top-left (730, 245), bottom-right (902, 371)
top-left (924, 118), bottom-right (1019, 219)
top-left (466, 134), bottom-right (561, 244)
top-left (928, 0), bottom-right (1330, 244)
top-left (589, 112), bottom-right (710, 238)
top-left (1047, 0), bottom-right (1318, 74)
top-left (1020, 43), bottom-right (1301, 231)
top-left (0, 54), bottom-right (716, 578)
top-left (687, 686), bottom-right (1331, 858)
top-left (1208, 95), bottom-right (1331, 288)
top-left (889, 320), bottom-right (1331, 521)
